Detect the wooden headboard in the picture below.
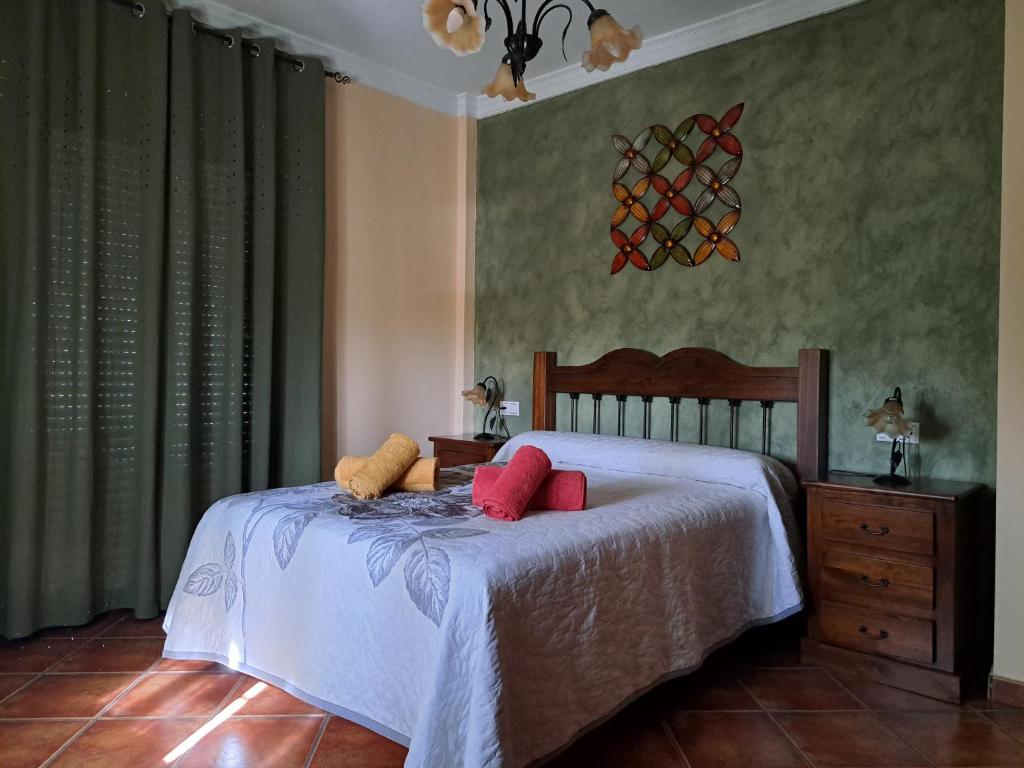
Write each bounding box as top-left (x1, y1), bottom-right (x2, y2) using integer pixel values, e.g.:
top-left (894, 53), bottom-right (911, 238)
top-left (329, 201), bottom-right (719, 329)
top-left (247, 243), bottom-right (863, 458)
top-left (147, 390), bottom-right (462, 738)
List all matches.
top-left (532, 347), bottom-right (830, 483)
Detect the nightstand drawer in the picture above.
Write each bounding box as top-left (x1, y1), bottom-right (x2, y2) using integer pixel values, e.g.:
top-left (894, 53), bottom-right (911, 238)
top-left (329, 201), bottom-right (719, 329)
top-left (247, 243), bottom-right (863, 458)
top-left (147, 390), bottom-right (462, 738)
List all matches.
top-left (818, 600), bottom-right (934, 665)
top-left (820, 500), bottom-right (935, 557)
top-left (428, 434), bottom-right (507, 469)
top-left (436, 449), bottom-right (490, 468)
top-left (820, 550), bottom-right (934, 612)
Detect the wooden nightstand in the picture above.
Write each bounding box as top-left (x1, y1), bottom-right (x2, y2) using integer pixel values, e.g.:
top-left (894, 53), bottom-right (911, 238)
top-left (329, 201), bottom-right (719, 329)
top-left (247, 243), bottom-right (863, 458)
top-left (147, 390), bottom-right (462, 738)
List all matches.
top-left (801, 473), bottom-right (991, 703)
top-left (428, 434), bottom-right (507, 469)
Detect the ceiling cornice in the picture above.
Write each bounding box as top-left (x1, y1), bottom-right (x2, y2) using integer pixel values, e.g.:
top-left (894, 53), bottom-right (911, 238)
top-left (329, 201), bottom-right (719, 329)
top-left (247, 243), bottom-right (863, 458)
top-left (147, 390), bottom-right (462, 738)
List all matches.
top-left (169, 0), bottom-right (866, 119)
top-left (470, 0), bottom-right (865, 118)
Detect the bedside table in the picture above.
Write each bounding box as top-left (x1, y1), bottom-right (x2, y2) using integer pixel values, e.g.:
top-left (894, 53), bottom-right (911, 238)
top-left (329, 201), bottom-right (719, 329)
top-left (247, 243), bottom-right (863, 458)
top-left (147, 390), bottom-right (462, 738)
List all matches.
top-left (801, 473), bottom-right (991, 703)
top-left (428, 434), bottom-right (507, 469)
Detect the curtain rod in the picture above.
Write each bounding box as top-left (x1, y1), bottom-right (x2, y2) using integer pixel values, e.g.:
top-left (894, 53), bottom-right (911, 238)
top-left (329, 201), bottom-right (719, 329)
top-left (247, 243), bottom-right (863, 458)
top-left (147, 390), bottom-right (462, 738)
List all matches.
top-left (108, 0), bottom-right (352, 83)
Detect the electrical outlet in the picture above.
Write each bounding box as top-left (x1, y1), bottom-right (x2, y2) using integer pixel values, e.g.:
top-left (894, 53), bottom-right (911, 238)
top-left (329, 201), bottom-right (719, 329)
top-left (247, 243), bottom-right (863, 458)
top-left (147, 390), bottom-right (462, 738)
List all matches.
top-left (875, 421), bottom-right (920, 445)
top-left (500, 401), bottom-right (520, 417)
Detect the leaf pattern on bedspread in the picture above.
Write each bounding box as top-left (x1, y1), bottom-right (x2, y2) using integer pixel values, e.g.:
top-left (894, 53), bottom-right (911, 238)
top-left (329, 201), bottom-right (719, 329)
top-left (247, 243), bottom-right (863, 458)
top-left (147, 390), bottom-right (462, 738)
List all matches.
top-left (404, 545), bottom-right (451, 627)
top-left (346, 512), bottom-right (487, 626)
top-left (181, 466), bottom-right (491, 647)
top-left (340, 482), bottom-right (488, 626)
top-left (273, 511), bottom-right (316, 570)
top-left (183, 531), bottom-right (239, 612)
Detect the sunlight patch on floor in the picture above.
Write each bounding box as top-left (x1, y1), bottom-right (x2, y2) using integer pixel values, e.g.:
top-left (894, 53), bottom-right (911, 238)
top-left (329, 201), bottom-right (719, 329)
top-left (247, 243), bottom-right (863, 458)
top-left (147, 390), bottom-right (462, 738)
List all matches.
top-left (162, 681), bottom-right (268, 763)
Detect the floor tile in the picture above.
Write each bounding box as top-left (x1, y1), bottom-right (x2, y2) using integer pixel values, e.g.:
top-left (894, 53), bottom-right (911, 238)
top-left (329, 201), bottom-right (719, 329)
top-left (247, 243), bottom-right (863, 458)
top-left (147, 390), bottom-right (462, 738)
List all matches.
top-left (106, 672), bottom-right (240, 717)
top-left (39, 610), bottom-right (131, 639)
top-left (52, 638), bottom-right (165, 673)
top-left (776, 712), bottom-right (928, 767)
top-left (9, 607), bottom-right (1020, 768)
top-left (667, 711), bottom-right (805, 768)
top-left (0, 673), bottom-right (136, 718)
top-left (983, 710), bottom-right (1024, 743)
top-left (233, 676), bottom-right (323, 716)
top-left (0, 674), bottom-right (34, 700)
top-left (739, 668), bottom-right (863, 711)
top-left (881, 711), bottom-right (1024, 766)
top-left (100, 615), bottom-right (167, 638)
top-left (176, 716), bottom-right (322, 768)
top-left (658, 669), bottom-right (760, 711)
top-left (967, 696), bottom-right (1024, 711)
top-left (836, 674), bottom-right (961, 711)
top-left (550, 711), bottom-right (683, 768)
top-left (0, 720), bottom-right (84, 768)
top-left (0, 638), bottom-right (82, 673)
top-left (309, 717), bottom-right (408, 768)
top-left (50, 717), bottom-right (201, 767)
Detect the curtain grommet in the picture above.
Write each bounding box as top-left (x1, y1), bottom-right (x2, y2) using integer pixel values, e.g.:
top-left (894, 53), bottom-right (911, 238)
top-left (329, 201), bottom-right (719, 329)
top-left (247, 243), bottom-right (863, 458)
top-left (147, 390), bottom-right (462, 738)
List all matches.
top-left (131, 2), bottom-right (145, 18)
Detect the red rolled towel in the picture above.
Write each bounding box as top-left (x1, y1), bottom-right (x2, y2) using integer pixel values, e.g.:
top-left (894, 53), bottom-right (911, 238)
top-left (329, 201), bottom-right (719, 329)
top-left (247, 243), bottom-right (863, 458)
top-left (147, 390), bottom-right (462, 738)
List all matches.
top-left (479, 445), bottom-right (551, 522)
top-left (473, 465), bottom-right (587, 512)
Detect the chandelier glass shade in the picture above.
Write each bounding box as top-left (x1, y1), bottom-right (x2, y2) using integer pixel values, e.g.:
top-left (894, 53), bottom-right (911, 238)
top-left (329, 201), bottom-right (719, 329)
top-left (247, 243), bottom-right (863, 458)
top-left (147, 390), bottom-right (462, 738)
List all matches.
top-left (423, 0), bottom-right (486, 55)
top-left (423, 0), bottom-right (643, 103)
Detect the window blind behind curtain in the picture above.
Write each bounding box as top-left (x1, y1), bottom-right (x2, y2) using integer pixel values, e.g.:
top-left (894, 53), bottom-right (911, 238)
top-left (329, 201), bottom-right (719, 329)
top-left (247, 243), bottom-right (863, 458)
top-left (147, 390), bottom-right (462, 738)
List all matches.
top-left (0, 1), bottom-right (325, 639)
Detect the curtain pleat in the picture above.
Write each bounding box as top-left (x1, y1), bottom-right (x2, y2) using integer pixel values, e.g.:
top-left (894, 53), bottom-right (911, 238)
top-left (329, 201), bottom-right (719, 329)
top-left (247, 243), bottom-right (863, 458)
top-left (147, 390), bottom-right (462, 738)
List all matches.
top-left (157, 10), bottom-right (249, 599)
top-left (269, 52), bottom-right (325, 489)
top-left (243, 40), bottom-right (278, 492)
top-left (0, 1), bottom-right (325, 639)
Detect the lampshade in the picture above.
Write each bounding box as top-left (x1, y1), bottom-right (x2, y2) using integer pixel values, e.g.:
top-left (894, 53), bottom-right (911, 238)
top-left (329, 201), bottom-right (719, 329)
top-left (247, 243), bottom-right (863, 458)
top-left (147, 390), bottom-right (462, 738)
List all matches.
top-left (461, 383), bottom-right (489, 407)
top-left (865, 388), bottom-right (913, 438)
top-left (582, 11), bottom-right (643, 73)
top-left (482, 61), bottom-right (536, 103)
top-left (422, 0), bottom-right (485, 56)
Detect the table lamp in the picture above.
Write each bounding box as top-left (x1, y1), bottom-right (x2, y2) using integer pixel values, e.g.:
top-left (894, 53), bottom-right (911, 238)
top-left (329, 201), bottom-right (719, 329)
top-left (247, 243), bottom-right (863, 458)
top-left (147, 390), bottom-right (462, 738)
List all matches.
top-left (461, 375), bottom-right (504, 441)
top-left (865, 387), bottom-right (914, 486)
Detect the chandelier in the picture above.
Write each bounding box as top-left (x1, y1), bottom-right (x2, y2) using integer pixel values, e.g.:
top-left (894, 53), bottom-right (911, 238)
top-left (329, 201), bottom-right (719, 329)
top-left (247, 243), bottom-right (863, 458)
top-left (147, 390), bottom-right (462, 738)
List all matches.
top-left (423, 0), bottom-right (643, 103)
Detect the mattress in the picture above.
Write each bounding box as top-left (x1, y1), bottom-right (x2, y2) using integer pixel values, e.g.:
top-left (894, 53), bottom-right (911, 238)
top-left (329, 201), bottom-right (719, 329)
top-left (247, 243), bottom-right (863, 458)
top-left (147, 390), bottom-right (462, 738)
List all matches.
top-left (163, 431), bottom-right (803, 767)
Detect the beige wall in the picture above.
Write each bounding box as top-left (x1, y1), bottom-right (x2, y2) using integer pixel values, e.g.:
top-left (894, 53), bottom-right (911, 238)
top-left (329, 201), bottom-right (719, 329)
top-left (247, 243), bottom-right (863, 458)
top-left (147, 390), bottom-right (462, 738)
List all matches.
top-left (995, 0), bottom-right (1024, 685)
top-left (322, 83), bottom-right (476, 476)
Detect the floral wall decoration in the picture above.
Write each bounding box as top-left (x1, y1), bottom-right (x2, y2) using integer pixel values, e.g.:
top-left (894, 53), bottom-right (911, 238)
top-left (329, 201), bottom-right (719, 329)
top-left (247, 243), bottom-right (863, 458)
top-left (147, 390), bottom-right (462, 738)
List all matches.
top-left (610, 103), bottom-right (744, 274)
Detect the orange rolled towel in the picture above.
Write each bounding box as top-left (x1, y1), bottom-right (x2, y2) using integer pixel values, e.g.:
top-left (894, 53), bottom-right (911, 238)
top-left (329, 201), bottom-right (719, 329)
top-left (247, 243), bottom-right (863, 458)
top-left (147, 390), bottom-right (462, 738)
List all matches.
top-left (335, 455), bottom-right (439, 493)
top-left (348, 433), bottom-right (421, 500)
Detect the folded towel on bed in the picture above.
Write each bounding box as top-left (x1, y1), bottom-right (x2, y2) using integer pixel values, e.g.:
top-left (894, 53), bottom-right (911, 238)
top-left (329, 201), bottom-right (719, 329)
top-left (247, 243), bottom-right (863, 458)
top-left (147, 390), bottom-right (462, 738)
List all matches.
top-left (335, 455), bottom-right (439, 493)
top-left (479, 445), bottom-right (551, 522)
top-left (348, 433), bottom-right (421, 500)
top-left (472, 465), bottom-right (587, 511)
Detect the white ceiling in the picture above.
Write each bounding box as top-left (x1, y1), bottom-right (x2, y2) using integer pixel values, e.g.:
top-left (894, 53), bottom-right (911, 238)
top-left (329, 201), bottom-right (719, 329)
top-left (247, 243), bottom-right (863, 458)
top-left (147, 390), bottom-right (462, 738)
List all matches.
top-left (177, 0), bottom-right (863, 117)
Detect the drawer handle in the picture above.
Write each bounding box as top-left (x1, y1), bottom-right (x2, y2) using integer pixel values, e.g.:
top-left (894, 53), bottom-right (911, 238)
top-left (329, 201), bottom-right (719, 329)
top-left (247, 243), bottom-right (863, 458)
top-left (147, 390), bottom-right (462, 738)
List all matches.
top-left (859, 523), bottom-right (890, 536)
top-left (859, 575), bottom-right (891, 588)
top-left (858, 625), bottom-right (889, 641)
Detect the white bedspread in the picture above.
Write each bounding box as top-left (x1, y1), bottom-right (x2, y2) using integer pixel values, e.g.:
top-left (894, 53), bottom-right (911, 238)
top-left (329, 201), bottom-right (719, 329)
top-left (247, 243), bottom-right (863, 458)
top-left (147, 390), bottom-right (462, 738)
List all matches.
top-left (163, 432), bottom-right (803, 768)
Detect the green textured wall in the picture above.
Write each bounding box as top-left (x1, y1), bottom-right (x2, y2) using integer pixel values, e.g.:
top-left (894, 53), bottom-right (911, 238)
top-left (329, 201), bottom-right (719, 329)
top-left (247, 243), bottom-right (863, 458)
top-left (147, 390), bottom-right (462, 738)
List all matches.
top-left (475, 0), bottom-right (1004, 484)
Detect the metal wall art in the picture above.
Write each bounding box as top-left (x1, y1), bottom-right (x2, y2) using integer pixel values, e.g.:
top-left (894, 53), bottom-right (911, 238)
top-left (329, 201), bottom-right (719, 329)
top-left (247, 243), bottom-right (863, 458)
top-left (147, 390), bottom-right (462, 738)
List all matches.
top-left (609, 103), bottom-right (744, 274)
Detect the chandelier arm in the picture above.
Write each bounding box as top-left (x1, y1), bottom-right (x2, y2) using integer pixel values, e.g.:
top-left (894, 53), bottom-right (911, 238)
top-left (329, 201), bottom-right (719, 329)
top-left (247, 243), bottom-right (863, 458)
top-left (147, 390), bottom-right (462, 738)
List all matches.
top-left (485, 0), bottom-right (515, 38)
top-left (533, 3), bottom-right (573, 61)
top-left (532, 0), bottom-right (595, 29)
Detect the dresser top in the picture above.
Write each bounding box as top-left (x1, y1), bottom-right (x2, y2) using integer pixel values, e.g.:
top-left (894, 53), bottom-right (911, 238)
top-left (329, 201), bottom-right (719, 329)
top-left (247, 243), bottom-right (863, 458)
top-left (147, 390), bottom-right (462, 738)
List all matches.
top-left (805, 472), bottom-right (985, 501)
top-left (428, 433), bottom-right (508, 446)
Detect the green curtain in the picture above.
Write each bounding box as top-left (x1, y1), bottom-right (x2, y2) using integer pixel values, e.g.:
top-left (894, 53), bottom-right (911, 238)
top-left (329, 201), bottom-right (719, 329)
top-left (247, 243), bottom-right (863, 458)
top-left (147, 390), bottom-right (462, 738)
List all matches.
top-left (0, 1), bottom-right (325, 639)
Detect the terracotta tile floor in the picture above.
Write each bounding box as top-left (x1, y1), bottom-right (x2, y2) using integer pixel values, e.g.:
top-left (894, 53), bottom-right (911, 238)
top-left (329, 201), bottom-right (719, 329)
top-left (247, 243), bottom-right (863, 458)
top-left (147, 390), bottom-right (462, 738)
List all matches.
top-left (1, 613), bottom-right (1021, 767)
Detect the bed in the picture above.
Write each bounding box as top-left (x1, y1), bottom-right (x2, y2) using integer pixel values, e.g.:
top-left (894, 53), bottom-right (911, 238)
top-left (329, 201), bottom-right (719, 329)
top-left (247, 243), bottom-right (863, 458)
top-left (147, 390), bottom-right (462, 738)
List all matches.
top-left (162, 346), bottom-right (829, 768)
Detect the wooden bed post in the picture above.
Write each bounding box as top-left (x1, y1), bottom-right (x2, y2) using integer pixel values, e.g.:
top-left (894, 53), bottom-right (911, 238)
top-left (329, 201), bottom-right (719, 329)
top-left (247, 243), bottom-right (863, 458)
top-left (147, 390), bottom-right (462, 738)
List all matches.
top-left (797, 348), bottom-right (830, 483)
top-left (533, 352), bottom-right (557, 430)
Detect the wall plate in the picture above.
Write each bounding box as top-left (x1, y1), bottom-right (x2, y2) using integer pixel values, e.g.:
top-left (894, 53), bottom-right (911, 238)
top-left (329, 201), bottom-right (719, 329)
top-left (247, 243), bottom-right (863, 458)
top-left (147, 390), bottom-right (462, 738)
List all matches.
top-left (875, 422), bottom-right (920, 445)
top-left (500, 401), bottom-right (520, 417)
